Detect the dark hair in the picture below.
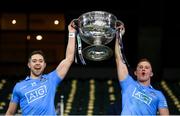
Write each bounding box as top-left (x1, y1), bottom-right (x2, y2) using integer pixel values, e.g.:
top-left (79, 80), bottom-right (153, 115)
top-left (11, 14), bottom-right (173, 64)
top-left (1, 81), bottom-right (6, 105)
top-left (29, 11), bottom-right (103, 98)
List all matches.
top-left (28, 50), bottom-right (46, 62)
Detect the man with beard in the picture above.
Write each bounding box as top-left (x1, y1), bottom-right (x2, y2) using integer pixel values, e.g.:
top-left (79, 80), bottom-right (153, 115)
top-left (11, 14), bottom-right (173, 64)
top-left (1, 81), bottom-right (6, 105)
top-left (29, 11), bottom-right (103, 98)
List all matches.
top-left (5, 20), bottom-right (76, 115)
top-left (114, 27), bottom-right (169, 115)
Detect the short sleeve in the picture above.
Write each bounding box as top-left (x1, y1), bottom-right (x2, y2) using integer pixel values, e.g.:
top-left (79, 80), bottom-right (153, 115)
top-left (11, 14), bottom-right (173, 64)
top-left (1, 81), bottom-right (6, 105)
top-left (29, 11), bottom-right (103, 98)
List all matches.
top-left (158, 91), bottom-right (168, 108)
top-left (10, 84), bottom-right (20, 104)
top-left (120, 74), bottom-right (136, 91)
top-left (44, 70), bottom-right (62, 86)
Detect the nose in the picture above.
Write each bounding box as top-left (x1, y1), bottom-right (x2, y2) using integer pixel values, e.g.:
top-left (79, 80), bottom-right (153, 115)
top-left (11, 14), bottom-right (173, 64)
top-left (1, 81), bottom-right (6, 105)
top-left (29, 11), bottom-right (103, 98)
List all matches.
top-left (139, 67), bottom-right (146, 71)
top-left (35, 61), bottom-right (41, 65)
top-left (142, 67), bottom-right (145, 70)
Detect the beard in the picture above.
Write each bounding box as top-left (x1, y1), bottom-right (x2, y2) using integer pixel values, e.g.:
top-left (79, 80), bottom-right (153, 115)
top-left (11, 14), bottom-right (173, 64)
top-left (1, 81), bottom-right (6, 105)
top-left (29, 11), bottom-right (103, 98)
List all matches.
top-left (31, 69), bottom-right (43, 77)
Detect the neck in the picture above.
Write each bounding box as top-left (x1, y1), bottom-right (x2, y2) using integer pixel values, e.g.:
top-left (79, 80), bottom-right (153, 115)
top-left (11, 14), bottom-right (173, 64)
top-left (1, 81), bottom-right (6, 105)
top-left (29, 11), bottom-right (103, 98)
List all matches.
top-left (30, 74), bottom-right (41, 79)
top-left (138, 80), bottom-right (151, 86)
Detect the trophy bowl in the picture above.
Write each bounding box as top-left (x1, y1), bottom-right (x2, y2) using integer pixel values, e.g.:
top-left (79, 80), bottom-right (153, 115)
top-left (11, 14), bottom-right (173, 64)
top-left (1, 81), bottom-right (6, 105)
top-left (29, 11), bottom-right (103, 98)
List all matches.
top-left (75, 11), bottom-right (124, 61)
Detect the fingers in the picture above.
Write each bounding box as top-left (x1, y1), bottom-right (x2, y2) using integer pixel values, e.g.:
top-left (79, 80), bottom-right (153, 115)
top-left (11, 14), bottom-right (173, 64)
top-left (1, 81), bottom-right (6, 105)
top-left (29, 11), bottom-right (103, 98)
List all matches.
top-left (70, 20), bottom-right (76, 28)
top-left (68, 19), bottom-right (77, 32)
top-left (115, 21), bottom-right (125, 35)
top-left (116, 24), bottom-right (124, 31)
top-left (72, 19), bottom-right (78, 26)
top-left (116, 26), bottom-right (125, 36)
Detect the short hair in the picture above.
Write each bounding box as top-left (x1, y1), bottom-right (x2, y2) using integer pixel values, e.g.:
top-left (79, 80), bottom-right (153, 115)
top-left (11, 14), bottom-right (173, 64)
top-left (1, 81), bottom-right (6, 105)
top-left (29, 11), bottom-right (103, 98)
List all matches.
top-left (136, 58), bottom-right (152, 67)
top-left (138, 58), bottom-right (151, 63)
top-left (28, 50), bottom-right (46, 62)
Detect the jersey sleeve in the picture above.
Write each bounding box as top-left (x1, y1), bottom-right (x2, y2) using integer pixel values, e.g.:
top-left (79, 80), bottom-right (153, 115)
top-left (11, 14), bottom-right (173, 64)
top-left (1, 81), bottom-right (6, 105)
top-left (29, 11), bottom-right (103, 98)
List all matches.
top-left (158, 91), bottom-right (168, 108)
top-left (45, 70), bottom-right (62, 86)
top-left (10, 84), bottom-right (20, 104)
top-left (120, 74), bottom-right (135, 91)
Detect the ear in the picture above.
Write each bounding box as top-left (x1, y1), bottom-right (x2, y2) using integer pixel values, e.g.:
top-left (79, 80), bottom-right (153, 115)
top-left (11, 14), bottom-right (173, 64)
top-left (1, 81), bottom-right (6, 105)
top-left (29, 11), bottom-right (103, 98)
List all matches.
top-left (134, 71), bottom-right (137, 76)
top-left (150, 72), bottom-right (153, 77)
top-left (27, 62), bottom-right (31, 69)
top-left (44, 62), bottom-right (47, 68)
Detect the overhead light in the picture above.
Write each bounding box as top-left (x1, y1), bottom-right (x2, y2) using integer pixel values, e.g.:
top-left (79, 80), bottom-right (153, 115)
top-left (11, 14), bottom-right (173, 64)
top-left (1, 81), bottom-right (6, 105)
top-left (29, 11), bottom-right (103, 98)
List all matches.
top-left (54, 20), bottom-right (59, 25)
top-left (36, 35), bottom-right (43, 40)
top-left (27, 35), bottom-right (31, 40)
top-left (11, 19), bottom-right (16, 24)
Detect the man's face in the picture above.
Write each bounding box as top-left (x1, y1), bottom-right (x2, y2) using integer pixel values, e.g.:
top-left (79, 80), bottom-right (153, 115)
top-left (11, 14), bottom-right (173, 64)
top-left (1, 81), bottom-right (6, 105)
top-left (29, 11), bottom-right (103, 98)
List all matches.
top-left (135, 61), bottom-right (153, 82)
top-left (28, 54), bottom-right (46, 78)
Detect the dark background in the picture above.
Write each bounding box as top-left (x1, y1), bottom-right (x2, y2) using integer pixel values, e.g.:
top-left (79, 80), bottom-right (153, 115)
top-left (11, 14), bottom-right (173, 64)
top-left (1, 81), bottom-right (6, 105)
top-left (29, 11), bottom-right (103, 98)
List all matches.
top-left (0, 0), bottom-right (179, 115)
top-left (0, 0), bottom-right (179, 80)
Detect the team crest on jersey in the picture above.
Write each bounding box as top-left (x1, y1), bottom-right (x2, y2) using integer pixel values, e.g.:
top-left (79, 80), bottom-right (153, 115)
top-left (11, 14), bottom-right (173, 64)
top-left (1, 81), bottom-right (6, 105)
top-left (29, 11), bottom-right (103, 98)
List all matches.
top-left (132, 88), bottom-right (152, 105)
top-left (25, 85), bottom-right (47, 103)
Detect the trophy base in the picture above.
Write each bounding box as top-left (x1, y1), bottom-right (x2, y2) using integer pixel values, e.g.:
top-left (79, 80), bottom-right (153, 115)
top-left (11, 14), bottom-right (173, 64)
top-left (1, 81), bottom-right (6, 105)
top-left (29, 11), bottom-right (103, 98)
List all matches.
top-left (82, 45), bottom-right (113, 61)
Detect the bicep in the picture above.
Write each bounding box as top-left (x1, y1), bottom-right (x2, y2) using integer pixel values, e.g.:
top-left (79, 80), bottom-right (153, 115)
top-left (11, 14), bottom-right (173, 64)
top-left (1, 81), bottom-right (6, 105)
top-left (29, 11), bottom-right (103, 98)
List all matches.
top-left (56, 59), bottom-right (71, 79)
top-left (6, 102), bottom-right (18, 115)
top-left (116, 61), bottom-right (129, 81)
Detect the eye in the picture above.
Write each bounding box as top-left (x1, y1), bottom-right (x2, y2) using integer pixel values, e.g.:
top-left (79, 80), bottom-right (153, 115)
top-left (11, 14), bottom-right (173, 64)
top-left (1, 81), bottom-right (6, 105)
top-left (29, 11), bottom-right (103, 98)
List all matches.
top-left (145, 66), bottom-right (150, 69)
top-left (32, 60), bottom-right (37, 63)
top-left (139, 66), bottom-right (143, 69)
top-left (39, 59), bottom-right (44, 63)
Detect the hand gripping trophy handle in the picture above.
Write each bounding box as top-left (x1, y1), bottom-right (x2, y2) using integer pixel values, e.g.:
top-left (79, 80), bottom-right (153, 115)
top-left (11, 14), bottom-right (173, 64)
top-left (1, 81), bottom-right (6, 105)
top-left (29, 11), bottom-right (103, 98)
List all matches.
top-left (116, 20), bottom-right (130, 68)
top-left (73, 19), bottom-right (86, 65)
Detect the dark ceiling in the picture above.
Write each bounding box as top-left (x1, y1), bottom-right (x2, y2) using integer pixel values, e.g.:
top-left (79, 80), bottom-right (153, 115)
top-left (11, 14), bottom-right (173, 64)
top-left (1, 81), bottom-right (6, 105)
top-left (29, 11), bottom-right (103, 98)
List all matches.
top-left (0, 0), bottom-right (138, 12)
top-left (0, 0), bottom-right (165, 27)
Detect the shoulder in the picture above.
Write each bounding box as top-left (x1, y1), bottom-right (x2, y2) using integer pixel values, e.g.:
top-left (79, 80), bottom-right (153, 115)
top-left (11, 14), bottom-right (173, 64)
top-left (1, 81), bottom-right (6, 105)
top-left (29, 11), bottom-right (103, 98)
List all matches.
top-left (150, 87), bottom-right (165, 97)
top-left (12, 79), bottom-right (27, 92)
top-left (14, 76), bottom-right (31, 87)
top-left (15, 79), bottom-right (26, 86)
top-left (42, 70), bottom-right (61, 82)
top-left (43, 70), bottom-right (57, 78)
top-left (120, 74), bottom-right (137, 89)
top-left (121, 74), bottom-right (136, 83)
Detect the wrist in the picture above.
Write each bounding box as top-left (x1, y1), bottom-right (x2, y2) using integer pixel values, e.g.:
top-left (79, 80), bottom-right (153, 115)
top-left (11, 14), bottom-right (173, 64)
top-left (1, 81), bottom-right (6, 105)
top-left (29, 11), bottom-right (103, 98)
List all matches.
top-left (69, 32), bottom-right (75, 38)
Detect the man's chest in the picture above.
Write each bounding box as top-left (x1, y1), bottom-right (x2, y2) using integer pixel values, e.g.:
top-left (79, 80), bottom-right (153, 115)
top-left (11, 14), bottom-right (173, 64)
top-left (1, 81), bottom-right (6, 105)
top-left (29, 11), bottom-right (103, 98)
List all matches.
top-left (127, 86), bottom-right (158, 105)
top-left (19, 80), bottom-right (49, 103)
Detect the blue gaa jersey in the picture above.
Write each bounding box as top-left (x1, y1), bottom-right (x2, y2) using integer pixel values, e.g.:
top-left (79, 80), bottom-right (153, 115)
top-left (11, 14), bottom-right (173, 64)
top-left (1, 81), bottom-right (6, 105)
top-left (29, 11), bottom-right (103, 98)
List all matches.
top-left (120, 74), bottom-right (168, 115)
top-left (10, 70), bottom-right (62, 115)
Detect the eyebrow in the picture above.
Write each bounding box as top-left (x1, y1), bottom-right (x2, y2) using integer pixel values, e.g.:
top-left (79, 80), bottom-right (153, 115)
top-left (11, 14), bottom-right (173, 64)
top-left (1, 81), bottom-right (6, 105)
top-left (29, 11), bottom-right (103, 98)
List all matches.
top-left (31, 58), bottom-right (44, 60)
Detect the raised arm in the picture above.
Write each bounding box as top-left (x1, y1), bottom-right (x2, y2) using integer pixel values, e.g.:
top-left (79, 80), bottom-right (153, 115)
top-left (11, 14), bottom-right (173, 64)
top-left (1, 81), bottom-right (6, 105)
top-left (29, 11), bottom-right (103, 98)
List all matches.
top-left (115, 32), bottom-right (129, 81)
top-left (56, 20), bottom-right (76, 79)
top-left (5, 102), bottom-right (18, 115)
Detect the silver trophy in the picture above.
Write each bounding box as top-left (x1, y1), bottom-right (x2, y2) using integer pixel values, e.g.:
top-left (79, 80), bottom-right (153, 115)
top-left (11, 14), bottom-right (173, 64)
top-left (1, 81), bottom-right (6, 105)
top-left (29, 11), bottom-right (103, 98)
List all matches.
top-left (74, 11), bottom-right (125, 64)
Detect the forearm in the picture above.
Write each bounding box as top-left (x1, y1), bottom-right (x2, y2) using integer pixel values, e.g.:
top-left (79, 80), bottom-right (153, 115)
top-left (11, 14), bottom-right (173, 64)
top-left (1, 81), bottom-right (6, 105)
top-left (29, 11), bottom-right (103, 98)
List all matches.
top-left (5, 102), bottom-right (17, 116)
top-left (115, 38), bottom-right (129, 81)
top-left (56, 33), bottom-right (76, 79)
top-left (65, 36), bottom-right (75, 63)
top-left (5, 111), bottom-right (14, 115)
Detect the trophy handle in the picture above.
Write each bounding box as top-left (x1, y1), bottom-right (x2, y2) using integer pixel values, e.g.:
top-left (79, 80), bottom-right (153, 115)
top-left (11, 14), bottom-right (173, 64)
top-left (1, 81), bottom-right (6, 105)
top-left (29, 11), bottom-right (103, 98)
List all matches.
top-left (72, 19), bottom-right (87, 65)
top-left (115, 23), bottom-right (130, 68)
top-left (72, 19), bottom-right (79, 29)
top-left (77, 34), bottom-right (86, 65)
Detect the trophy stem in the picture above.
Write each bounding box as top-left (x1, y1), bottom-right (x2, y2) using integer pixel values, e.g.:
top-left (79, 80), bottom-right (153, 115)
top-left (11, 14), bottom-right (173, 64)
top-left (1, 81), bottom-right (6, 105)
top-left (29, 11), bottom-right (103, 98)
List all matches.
top-left (93, 37), bottom-right (102, 45)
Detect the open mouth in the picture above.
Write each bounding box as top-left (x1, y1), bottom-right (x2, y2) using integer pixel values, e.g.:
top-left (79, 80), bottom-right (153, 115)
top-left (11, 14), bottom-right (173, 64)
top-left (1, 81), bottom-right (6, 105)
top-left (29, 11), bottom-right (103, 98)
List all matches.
top-left (142, 72), bottom-right (145, 76)
top-left (34, 67), bottom-right (41, 70)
